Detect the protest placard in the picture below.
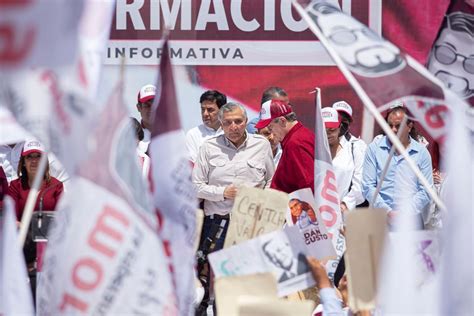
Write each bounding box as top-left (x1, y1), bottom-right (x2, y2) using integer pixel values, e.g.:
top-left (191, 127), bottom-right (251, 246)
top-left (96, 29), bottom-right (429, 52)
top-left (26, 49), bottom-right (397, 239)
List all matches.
top-left (287, 188), bottom-right (336, 261)
top-left (215, 273), bottom-right (277, 316)
top-left (224, 187), bottom-right (288, 248)
top-left (237, 296), bottom-right (315, 316)
top-left (344, 208), bottom-right (387, 312)
top-left (210, 226), bottom-right (316, 297)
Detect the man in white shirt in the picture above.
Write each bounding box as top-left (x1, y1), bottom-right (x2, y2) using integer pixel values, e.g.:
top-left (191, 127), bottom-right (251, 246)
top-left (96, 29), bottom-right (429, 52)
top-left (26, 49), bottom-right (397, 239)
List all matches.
top-left (185, 90), bottom-right (227, 164)
top-left (136, 84), bottom-right (156, 154)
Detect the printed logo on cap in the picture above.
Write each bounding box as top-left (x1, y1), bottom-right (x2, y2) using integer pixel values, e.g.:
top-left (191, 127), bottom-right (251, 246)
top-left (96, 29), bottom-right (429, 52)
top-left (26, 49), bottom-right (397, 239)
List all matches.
top-left (259, 100), bottom-right (272, 120)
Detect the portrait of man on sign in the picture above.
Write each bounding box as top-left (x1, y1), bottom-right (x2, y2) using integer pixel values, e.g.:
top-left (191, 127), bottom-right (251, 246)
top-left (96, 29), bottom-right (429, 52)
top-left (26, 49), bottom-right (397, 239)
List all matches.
top-left (289, 198), bottom-right (318, 229)
top-left (428, 11), bottom-right (474, 103)
top-left (261, 232), bottom-right (309, 282)
top-left (308, 1), bottom-right (406, 77)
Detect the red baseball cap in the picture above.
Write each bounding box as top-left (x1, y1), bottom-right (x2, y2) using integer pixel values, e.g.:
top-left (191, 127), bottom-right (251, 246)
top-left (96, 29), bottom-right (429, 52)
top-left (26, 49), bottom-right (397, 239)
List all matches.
top-left (321, 107), bottom-right (341, 128)
top-left (137, 84), bottom-right (156, 103)
top-left (255, 99), bottom-right (293, 129)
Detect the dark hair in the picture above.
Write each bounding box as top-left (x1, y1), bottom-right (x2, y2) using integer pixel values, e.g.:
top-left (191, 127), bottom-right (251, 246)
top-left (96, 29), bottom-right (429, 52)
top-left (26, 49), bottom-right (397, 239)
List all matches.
top-left (385, 106), bottom-right (419, 140)
top-left (17, 155), bottom-right (51, 189)
top-left (199, 90), bottom-right (227, 108)
top-left (130, 117), bottom-right (144, 141)
top-left (261, 86), bottom-right (288, 105)
top-left (283, 112), bottom-right (297, 122)
top-left (445, 12), bottom-right (474, 38)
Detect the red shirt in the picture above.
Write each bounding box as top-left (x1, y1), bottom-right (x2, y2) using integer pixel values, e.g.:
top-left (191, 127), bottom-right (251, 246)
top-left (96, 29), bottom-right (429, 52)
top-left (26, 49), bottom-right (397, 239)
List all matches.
top-left (271, 122), bottom-right (315, 194)
top-left (7, 177), bottom-right (64, 220)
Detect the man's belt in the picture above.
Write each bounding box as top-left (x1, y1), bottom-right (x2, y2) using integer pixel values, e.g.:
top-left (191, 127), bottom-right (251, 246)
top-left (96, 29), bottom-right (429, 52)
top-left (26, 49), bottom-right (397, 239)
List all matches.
top-left (208, 213), bottom-right (230, 220)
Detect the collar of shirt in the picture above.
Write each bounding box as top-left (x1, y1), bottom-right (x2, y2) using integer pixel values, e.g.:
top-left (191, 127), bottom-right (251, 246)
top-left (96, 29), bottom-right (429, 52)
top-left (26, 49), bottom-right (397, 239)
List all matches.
top-left (281, 122), bottom-right (303, 149)
top-left (202, 124), bottom-right (222, 134)
top-left (222, 131), bottom-right (249, 150)
top-left (379, 135), bottom-right (420, 155)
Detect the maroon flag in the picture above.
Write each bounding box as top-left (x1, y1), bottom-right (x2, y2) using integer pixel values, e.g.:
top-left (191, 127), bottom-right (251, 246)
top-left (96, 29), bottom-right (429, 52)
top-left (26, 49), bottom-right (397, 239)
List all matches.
top-left (149, 38), bottom-right (198, 316)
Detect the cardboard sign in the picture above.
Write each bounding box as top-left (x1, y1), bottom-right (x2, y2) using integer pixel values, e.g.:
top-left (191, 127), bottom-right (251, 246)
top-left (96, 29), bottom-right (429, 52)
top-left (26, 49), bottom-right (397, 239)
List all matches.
top-left (287, 188), bottom-right (337, 261)
top-left (344, 208), bottom-right (387, 312)
top-left (224, 187), bottom-right (288, 248)
top-left (215, 273), bottom-right (277, 316)
top-left (237, 296), bottom-right (315, 316)
top-left (210, 226), bottom-right (315, 297)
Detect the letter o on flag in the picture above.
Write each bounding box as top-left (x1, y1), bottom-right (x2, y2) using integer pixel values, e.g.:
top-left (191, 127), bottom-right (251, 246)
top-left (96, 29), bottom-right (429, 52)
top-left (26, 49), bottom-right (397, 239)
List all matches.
top-left (72, 258), bottom-right (103, 291)
top-left (319, 205), bottom-right (337, 227)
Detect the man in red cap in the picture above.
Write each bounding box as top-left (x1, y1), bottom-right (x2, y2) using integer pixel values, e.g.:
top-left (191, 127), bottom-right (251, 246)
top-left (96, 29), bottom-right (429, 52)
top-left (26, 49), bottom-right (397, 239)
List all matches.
top-left (255, 99), bottom-right (315, 193)
top-left (136, 84), bottom-right (157, 153)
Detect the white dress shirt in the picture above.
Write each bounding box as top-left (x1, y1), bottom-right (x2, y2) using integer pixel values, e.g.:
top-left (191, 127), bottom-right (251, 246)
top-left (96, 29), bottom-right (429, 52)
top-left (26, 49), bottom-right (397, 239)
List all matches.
top-left (332, 136), bottom-right (367, 210)
top-left (185, 124), bottom-right (223, 163)
top-left (192, 133), bottom-right (274, 216)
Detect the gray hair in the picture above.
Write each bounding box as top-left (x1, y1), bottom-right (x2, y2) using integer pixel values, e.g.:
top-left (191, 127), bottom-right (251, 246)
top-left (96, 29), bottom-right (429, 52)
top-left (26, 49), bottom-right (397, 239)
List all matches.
top-left (218, 102), bottom-right (248, 122)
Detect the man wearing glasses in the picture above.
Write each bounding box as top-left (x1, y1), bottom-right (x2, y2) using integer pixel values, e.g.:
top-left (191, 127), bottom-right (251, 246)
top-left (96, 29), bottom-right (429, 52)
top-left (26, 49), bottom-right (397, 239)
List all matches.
top-left (255, 99), bottom-right (315, 194)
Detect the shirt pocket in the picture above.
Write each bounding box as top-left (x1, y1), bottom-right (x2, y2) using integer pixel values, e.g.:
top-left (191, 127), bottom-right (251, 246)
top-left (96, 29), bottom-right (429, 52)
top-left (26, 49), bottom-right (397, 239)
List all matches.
top-left (209, 157), bottom-right (227, 168)
top-left (246, 159), bottom-right (266, 181)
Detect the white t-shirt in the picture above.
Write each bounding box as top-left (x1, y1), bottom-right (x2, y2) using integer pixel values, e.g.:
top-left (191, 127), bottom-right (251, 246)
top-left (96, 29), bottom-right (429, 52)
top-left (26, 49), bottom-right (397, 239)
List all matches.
top-left (185, 124), bottom-right (223, 163)
top-left (332, 136), bottom-right (367, 210)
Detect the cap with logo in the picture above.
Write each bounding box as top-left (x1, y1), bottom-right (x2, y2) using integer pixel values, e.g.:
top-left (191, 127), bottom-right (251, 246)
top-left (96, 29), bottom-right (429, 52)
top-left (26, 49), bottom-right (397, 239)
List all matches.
top-left (321, 107), bottom-right (341, 128)
top-left (22, 139), bottom-right (46, 156)
top-left (255, 99), bottom-right (293, 129)
top-left (332, 101), bottom-right (353, 119)
top-left (137, 84), bottom-right (157, 103)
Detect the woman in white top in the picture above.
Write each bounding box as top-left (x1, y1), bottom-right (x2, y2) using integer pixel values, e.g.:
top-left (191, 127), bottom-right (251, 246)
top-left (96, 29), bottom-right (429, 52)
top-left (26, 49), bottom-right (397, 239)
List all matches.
top-left (322, 107), bottom-right (366, 213)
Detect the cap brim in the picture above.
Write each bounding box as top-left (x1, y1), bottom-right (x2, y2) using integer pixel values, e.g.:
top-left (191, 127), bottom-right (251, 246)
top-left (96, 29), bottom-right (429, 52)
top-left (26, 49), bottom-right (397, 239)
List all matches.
top-left (138, 95), bottom-right (155, 103)
top-left (255, 118), bottom-right (272, 129)
top-left (335, 109), bottom-right (352, 119)
top-left (324, 121), bottom-right (340, 129)
top-left (22, 149), bottom-right (43, 156)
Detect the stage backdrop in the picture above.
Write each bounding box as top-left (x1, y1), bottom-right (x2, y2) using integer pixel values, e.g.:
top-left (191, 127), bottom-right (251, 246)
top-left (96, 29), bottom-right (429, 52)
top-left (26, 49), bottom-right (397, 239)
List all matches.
top-left (102, 0), bottom-right (449, 138)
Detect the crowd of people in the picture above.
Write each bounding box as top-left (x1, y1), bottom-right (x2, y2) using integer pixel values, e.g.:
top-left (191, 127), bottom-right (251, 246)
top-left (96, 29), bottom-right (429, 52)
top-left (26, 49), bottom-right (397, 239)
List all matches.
top-left (0, 82), bottom-right (444, 315)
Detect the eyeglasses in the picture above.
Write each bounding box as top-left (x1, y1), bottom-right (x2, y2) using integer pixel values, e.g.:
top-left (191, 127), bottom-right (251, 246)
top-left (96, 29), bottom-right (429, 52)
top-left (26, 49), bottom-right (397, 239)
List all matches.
top-left (434, 44), bottom-right (474, 74)
top-left (328, 27), bottom-right (380, 46)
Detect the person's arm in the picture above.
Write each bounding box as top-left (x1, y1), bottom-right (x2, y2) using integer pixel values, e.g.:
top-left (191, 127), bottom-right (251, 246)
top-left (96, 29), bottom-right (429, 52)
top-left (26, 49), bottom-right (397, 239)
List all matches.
top-left (307, 257), bottom-right (344, 316)
top-left (192, 144), bottom-right (225, 201)
top-left (362, 145), bottom-right (391, 211)
top-left (7, 181), bottom-right (22, 220)
top-left (412, 149), bottom-right (433, 212)
top-left (284, 143), bottom-right (314, 192)
top-left (342, 141), bottom-right (367, 210)
top-left (185, 129), bottom-right (198, 164)
top-left (263, 141), bottom-right (275, 189)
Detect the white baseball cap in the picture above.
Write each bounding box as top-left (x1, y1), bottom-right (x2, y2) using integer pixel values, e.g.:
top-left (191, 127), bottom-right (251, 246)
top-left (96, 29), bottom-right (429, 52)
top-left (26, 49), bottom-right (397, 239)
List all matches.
top-left (321, 107), bottom-right (341, 128)
top-left (137, 84), bottom-right (156, 103)
top-left (22, 139), bottom-right (45, 156)
top-left (332, 101), bottom-right (353, 118)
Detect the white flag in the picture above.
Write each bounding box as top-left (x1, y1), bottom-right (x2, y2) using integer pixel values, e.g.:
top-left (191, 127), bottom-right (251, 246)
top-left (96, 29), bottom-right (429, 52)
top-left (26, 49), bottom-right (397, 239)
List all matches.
top-left (37, 81), bottom-right (178, 315)
top-left (313, 88), bottom-right (345, 278)
top-left (0, 1), bottom-right (84, 70)
top-left (0, 196), bottom-right (35, 315)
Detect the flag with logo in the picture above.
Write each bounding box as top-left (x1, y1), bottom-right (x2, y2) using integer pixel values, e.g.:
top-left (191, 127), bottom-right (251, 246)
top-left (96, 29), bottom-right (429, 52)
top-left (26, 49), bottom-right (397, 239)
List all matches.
top-left (0, 0), bottom-right (83, 70)
top-left (36, 81), bottom-right (177, 315)
top-left (149, 38), bottom-right (198, 316)
top-left (0, 196), bottom-right (35, 316)
top-left (313, 88), bottom-right (345, 278)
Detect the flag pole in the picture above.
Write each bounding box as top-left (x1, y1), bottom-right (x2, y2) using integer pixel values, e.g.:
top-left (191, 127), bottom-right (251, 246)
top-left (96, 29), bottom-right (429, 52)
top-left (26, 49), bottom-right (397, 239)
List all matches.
top-left (292, 1), bottom-right (445, 211)
top-left (18, 152), bottom-right (48, 247)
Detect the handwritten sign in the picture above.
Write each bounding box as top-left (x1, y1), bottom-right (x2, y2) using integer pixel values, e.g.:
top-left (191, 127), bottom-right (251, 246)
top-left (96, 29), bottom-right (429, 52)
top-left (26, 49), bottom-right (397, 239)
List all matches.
top-left (224, 187), bottom-right (288, 248)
